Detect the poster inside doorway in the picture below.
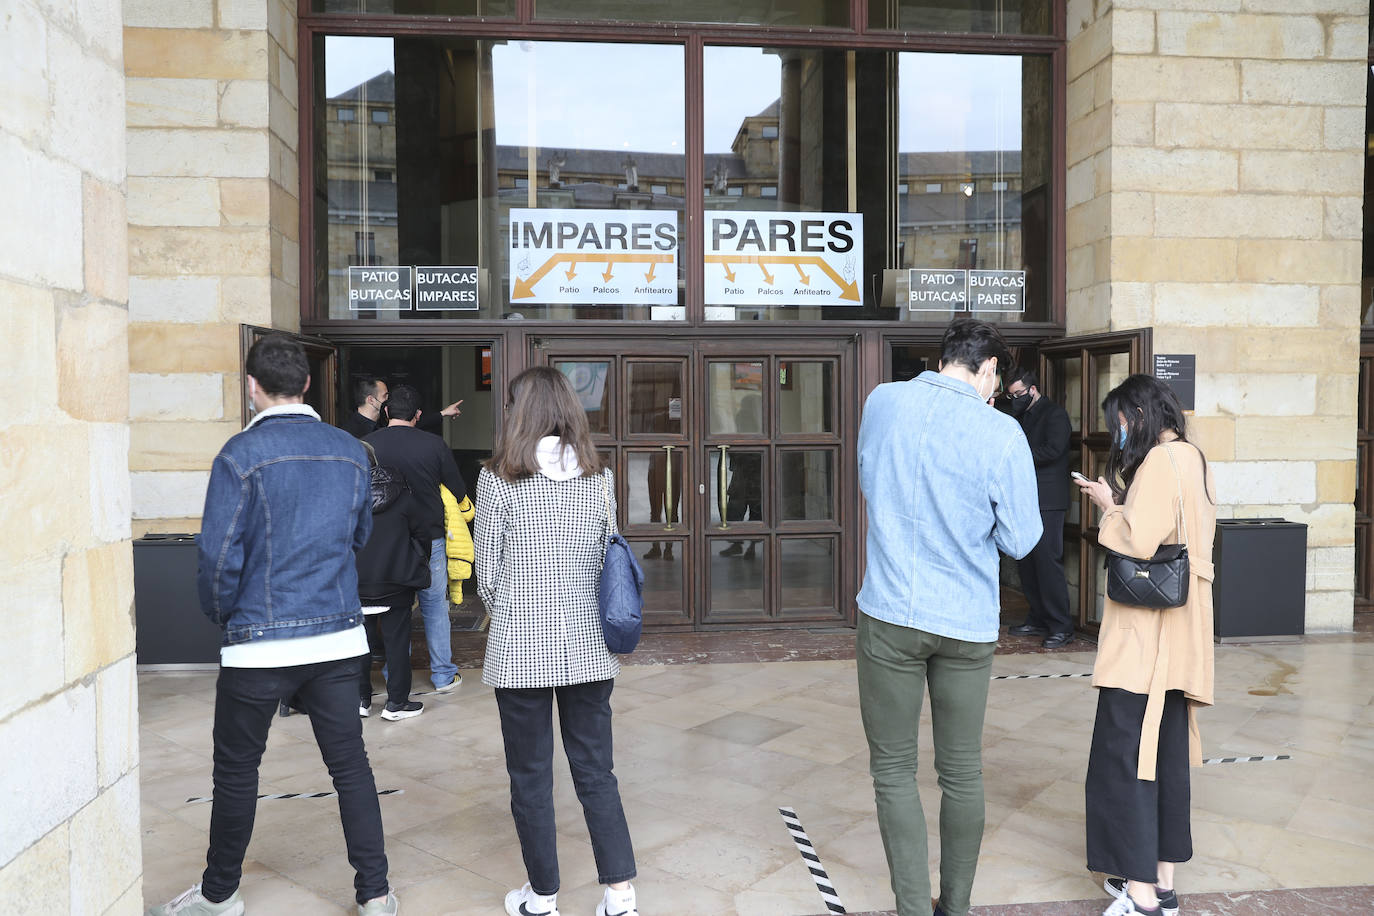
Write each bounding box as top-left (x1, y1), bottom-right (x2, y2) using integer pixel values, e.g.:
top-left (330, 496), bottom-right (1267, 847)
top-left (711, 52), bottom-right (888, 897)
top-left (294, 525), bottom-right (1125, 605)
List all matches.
top-left (508, 208), bottom-right (678, 305)
top-left (705, 211), bottom-right (863, 306)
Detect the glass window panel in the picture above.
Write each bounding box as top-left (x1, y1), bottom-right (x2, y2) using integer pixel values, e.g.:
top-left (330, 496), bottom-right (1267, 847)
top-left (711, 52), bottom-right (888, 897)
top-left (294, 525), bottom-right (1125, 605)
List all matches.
top-left (627, 361), bottom-right (683, 436)
top-left (779, 450), bottom-right (834, 521)
top-left (1068, 451), bottom-right (1082, 526)
top-left (634, 538), bottom-right (685, 616)
top-left (870, 0), bottom-right (1051, 34)
top-left (314, 0), bottom-right (514, 14)
top-left (1058, 355), bottom-right (1083, 430)
top-left (536, 0), bottom-right (847, 26)
top-left (553, 360), bottom-right (611, 434)
top-left (893, 53), bottom-right (1053, 323)
top-left (316, 37), bottom-right (685, 320)
top-left (1091, 351), bottom-right (1131, 433)
top-left (709, 449), bottom-right (766, 527)
top-left (708, 362), bottom-right (765, 435)
top-left (891, 345), bottom-right (938, 382)
top-left (625, 449), bottom-right (685, 528)
top-left (708, 538), bottom-right (767, 617)
top-left (778, 361), bottom-right (834, 434)
top-left (780, 537), bottom-right (836, 612)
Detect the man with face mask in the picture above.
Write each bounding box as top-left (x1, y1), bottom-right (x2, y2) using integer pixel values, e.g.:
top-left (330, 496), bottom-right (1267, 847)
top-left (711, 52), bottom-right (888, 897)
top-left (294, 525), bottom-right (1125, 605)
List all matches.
top-left (1003, 367), bottom-right (1074, 649)
top-left (341, 377), bottom-right (463, 440)
top-left (855, 318), bottom-right (1041, 916)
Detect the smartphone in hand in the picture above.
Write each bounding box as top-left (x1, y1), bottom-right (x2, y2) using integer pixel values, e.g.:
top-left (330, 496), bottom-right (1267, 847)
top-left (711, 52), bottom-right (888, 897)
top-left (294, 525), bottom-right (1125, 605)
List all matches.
top-left (1070, 471), bottom-right (1088, 482)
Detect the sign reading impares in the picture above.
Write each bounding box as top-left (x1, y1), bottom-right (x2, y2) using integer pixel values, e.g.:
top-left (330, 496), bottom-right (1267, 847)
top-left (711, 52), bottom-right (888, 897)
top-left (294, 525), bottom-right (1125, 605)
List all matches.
top-left (907, 268), bottom-right (1026, 313)
top-left (705, 211), bottom-right (862, 306)
top-left (348, 266), bottom-right (413, 310)
top-left (415, 266), bottom-right (479, 311)
top-left (508, 208), bottom-right (678, 305)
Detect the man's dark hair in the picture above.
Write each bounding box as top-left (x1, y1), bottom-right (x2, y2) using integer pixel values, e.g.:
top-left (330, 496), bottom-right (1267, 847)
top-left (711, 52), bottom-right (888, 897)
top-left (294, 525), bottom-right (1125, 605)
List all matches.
top-left (245, 335), bottom-right (308, 397)
top-left (383, 384), bottom-right (421, 422)
top-left (353, 377), bottom-right (384, 409)
top-left (1006, 365), bottom-right (1039, 390)
top-left (940, 318), bottom-right (1012, 375)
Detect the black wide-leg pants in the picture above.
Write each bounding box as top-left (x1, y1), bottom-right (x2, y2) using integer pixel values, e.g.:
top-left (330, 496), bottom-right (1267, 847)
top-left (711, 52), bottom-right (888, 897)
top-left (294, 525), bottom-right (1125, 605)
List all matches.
top-left (1085, 687), bottom-right (1193, 883)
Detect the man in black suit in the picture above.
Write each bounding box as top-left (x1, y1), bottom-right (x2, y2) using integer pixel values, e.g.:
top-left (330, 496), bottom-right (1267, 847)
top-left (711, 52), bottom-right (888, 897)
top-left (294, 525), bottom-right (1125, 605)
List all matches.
top-left (1003, 367), bottom-right (1074, 648)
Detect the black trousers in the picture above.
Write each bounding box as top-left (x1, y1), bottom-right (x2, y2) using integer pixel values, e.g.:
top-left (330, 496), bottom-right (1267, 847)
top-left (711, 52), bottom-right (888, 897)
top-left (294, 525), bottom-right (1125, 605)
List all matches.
top-left (1017, 509), bottom-right (1071, 634)
top-left (203, 659), bottom-right (389, 905)
top-left (494, 679), bottom-right (637, 895)
top-left (1085, 687), bottom-right (1193, 883)
top-left (359, 590), bottom-right (415, 707)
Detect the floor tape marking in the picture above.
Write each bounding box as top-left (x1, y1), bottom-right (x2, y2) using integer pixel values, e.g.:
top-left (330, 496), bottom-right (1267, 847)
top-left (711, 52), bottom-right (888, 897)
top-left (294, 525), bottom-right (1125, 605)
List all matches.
top-left (185, 788), bottom-right (404, 805)
top-left (991, 672), bottom-right (1094, 680)
top-left (779, 806), bottom-right (845, 915)
top-left (1202, 754), bottom-right (1291, 765)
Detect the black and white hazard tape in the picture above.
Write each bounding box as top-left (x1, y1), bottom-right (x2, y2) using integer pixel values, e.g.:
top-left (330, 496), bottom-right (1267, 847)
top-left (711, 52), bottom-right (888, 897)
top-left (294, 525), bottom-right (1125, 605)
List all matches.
top-left (186, 788), bottom-right (404, 805)
top-left (779, 806), bottom-right (845, 915)
top-left (1202, 754), bottom-right (1291, 765)
top-left (991, 672), bottom-right (1093, 681)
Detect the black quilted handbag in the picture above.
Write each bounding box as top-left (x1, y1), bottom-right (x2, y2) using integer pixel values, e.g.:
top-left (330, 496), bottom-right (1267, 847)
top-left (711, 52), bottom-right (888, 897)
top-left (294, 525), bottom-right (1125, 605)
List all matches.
top-left (1103, 444), bottom-right (1190, 610)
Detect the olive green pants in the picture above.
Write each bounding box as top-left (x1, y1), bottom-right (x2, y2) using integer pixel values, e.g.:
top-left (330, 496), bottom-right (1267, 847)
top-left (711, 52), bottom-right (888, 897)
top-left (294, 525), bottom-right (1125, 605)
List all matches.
top-left (856, 613), bottom-right (996, 916)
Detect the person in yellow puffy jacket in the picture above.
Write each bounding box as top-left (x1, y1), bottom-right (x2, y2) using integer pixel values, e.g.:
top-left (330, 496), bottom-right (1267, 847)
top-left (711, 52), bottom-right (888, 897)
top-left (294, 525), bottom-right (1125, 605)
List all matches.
top-left (440, 484), bottom-right (475, 604)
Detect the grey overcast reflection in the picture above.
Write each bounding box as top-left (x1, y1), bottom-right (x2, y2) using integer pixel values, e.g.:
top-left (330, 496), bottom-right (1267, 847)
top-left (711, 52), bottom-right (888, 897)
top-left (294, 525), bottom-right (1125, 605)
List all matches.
top-left (324, 37), bottom-right (1023, 155)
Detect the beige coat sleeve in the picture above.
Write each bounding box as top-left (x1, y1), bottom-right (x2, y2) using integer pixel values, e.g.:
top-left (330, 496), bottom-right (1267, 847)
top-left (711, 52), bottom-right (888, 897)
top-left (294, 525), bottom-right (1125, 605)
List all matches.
top-left (1097, 448), bottom-right (1181, 559)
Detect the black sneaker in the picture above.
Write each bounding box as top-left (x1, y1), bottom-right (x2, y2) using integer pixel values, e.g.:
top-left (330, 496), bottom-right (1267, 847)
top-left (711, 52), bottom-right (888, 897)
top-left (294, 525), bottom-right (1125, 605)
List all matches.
top-left (381, 700), bottom-right (424, 721)
top-left (1105, 877), bottom-right (1178, 916)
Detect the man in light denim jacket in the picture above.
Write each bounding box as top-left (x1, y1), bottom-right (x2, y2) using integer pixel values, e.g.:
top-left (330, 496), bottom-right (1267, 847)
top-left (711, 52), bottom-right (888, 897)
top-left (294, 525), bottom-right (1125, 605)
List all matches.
top-left (856, 319), bottom-right (1041, 916)
top-left (150, 335), bottom-right (399, 916)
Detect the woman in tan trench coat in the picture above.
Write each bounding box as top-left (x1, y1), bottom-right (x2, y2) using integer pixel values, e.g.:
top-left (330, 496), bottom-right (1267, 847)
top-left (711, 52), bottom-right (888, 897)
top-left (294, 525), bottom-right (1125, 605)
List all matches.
top-left (1075, 374), bottom-right (1216, 916)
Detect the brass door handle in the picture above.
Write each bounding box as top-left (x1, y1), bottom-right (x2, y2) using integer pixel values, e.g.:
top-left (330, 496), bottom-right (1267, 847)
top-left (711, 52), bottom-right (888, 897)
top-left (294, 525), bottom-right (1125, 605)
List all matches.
top-left (717, 445), bottom-right (730, 529)
top-left (662, 445), bottom-right (675, 531)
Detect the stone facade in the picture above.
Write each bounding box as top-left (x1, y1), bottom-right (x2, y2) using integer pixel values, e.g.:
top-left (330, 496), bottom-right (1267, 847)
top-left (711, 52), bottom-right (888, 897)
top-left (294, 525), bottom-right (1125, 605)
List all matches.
top-left (126, 0), bottom-right (301, 535)
top-left (1066, 0), bottom-right (1366, 631)
top-left (0, 0), bottom-right (142, 910)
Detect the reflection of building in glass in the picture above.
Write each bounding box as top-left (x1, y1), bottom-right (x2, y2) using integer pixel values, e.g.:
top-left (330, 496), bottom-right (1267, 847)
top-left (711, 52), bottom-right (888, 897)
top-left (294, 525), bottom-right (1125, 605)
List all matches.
top-left (325, 71), bottom-right (399, 312)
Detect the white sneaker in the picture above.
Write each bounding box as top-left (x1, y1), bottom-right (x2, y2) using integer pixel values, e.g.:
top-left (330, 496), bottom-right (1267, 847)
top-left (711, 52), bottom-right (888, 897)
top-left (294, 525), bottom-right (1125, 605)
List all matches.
top-left (1106, 877), bottom-right (1177, 916)
top-left (1103, 893), bottom-right (1161, 916)
top-left (505, 883), bottom-right (559, 916)
top-left (596, 884), bottom-right (638, 916)
top-left (145, 885), bottom-right (245, 916)
top-left (434, 672), bottom-right (463, 693)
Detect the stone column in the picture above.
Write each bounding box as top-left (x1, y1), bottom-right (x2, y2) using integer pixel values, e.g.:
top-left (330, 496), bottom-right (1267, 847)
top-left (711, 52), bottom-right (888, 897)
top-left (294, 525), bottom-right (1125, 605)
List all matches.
top-left (1066, 0), bottom-right (1367, 632)
top-left (125, 0), bottom-right (300, 535)
top-left (0, 0), bottom-right (142, 910)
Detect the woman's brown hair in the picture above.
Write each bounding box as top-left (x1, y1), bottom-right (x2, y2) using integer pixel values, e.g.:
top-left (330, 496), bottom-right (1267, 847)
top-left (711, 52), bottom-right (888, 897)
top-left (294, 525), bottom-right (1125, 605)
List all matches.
top-left (487, 366), bottom-right (604, 482)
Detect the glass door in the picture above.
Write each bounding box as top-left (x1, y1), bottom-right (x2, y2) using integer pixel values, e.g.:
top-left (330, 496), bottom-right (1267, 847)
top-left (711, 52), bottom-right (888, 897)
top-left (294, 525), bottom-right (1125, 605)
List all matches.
top-left (535, 338), bottom-right (850, 629)
top-left (1039, 329), bottom-right (1152, 633)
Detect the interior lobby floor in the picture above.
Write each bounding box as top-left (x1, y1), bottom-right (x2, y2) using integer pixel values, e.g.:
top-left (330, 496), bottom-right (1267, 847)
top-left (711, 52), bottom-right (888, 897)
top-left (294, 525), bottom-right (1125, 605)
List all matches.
top-left (137, 622), bottom-right (1374, 915)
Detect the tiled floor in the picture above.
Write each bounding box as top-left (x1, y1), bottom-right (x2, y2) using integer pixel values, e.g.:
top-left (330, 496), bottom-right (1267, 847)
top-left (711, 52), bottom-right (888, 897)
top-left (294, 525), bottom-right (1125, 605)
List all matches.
top-left (138, 621), bottom-right (1374, 915)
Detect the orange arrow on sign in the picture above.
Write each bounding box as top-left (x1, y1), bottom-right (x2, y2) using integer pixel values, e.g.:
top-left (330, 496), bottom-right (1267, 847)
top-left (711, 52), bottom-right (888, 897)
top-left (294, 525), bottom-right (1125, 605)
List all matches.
top-left (759, 263), bottom-right (775, 285)
top-left (644, 262), bottom-right (657, 283)
top-left (511, 252), bottom-right (675, 299)
top-left (565, 263), bottom-right (577, 280)
top-left (703, 254), bottom-right (859, 301)
top-left (794, 263), bottom-right (810, 285)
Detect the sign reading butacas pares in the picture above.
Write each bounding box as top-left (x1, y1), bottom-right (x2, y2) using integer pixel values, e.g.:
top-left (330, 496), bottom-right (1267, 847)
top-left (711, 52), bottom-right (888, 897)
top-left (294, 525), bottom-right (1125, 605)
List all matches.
top-left (705, 211), bottom-right (862, 306)
top-left (509, 208), bottom-right (678, 305)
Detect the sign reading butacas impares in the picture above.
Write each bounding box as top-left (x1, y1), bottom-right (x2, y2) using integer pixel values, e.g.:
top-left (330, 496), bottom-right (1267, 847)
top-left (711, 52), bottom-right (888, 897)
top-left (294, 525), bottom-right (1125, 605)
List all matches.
top-left (705, 211), bottom-right (862, 306)
top-left (508, 208), bottom-right (678, 305)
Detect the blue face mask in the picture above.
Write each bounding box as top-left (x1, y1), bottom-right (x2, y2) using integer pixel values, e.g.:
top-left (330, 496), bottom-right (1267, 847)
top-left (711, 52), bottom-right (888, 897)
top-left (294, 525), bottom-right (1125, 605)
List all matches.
top-left (1117, 424), bottom-right (1128, 448)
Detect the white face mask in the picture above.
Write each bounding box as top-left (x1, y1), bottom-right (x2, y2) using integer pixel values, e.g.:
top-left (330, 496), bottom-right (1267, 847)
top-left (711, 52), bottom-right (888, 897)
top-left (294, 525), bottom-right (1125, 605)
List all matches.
top-left (975, 369), bottom-right (996, 404)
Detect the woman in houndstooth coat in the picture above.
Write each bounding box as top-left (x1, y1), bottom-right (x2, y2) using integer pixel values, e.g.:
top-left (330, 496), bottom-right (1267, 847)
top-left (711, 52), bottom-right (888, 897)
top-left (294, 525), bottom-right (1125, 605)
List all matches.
top-left (475, 366), bottom-right (640, 916)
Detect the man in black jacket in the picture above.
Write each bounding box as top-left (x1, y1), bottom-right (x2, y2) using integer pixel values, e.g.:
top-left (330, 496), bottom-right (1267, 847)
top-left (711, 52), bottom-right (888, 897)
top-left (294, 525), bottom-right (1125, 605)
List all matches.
top-left (365, 385), bottom-right (468, 692)
top-left (342, 376), bottom-right (463, 439)
top-left (1004, 367), bottom-right (1075, 648)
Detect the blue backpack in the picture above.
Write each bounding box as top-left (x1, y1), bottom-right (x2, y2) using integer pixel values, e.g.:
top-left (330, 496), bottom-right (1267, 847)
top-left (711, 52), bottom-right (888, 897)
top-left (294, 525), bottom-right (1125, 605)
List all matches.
top-left (598, 472), bottom-right (644, 654)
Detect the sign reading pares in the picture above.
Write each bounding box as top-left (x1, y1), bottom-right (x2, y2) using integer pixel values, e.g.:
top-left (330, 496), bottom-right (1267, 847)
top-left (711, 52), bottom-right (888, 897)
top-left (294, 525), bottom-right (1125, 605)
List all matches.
top-left (705, 211), bottom-right (862, 306)
top-left (415, 266), bottom-right (479, 310)
top-left (348, 266), bottom-right (413, 310)
top-left (508, 208), bottom-right (678, 305)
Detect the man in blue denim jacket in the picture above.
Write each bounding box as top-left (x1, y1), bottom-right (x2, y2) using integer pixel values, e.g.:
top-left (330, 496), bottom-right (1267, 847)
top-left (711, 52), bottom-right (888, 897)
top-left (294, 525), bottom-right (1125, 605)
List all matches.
top-left (856, 319), bottom-right (1041, 916)
top-left (150, 335), bottom-right (399, 916)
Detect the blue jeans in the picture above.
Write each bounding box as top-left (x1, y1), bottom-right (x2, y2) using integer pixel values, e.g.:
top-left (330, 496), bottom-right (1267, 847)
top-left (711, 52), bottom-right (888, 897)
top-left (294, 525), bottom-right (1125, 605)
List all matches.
top-left (202, 658), bottom-right (389, 905)
top-left (495, 679), bottom-right (636, 895)
top-left (417, 537), bottom-right (457, 689)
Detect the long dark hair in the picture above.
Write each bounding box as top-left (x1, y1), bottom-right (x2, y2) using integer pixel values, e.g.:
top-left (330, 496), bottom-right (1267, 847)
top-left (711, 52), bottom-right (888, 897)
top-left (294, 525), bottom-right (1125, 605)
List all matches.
top-left (487, 366), bottom-right (604, 482)
top-left (1102, 374), bottom-right (1212, 504)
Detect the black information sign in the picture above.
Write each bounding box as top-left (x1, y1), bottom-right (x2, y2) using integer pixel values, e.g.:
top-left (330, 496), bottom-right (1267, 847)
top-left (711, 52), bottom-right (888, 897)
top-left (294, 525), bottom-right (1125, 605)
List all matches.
top-left (1154, 354), bottom-right (1196, 411)
top-left (967, 270), bottom-right (1026, 313)
top-left (415, 266), bottom-right (480, 311)
top-left (348, 266), bottom-right (413, 310)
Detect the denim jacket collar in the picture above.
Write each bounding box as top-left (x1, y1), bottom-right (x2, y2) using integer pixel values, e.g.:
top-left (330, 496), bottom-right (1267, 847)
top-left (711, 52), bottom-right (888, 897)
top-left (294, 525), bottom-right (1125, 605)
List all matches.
top-left (246, 403), bottom-right (320, 430)
top-left (917, 369), bottom-right (983, 402)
